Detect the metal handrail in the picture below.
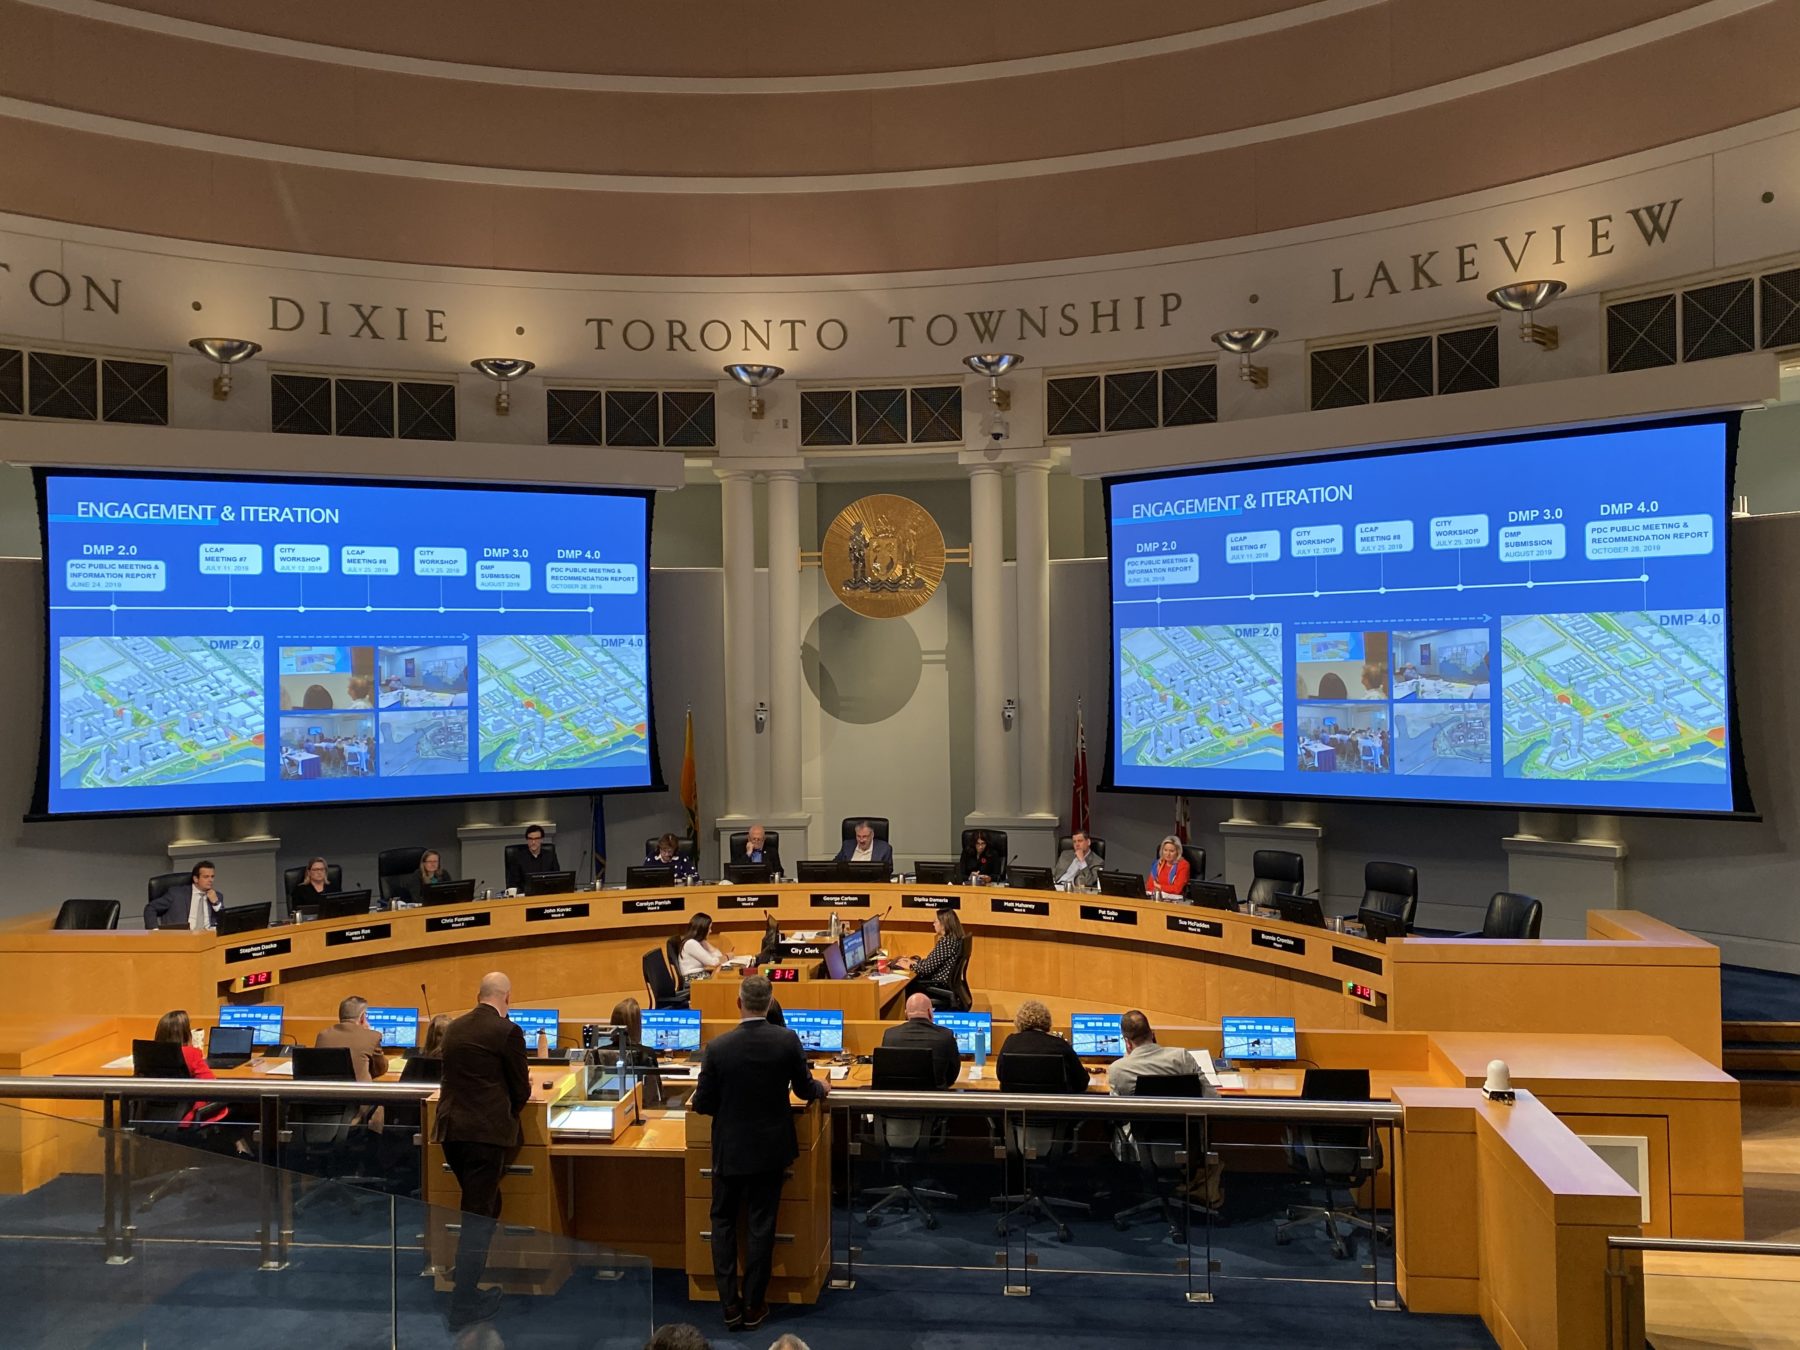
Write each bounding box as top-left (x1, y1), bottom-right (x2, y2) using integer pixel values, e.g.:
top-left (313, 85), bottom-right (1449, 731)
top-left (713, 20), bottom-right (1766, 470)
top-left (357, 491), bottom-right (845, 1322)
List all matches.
top-left (0, 1076), bottom-right (436, 1102)
top-left (1609, 1236), bottom-right (1800, 1257)
top-left (831, 1088), bottom-right (1402, 1121)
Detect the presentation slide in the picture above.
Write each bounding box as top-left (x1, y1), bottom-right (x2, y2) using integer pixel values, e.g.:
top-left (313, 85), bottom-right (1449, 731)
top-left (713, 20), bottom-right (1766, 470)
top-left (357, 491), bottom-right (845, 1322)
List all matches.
top-left (1106, 418), bottom-right (1742, 814)
top-left (36, 470), bottom-right (655, 817)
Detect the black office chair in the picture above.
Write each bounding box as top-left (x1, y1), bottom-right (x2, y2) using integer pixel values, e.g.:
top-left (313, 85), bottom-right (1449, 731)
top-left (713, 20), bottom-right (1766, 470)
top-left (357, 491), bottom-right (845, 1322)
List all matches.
top-left (1276, 1068), bottom-right (1389, 1258)
top-left (992, 1053), bottom-right (1089, 1242)
top-left (1181, 845), bottom-right (1206, 886)
top-left (840, 817), bottom-right (891, 844)
top-left (56, 898), bottom-right (120, 930)
top-left (129, 1039), bottom-right (223, 1207)
top-left (1113, 1073), bottom-right (1215, 1238)
top-left (291, 1046), bottom-right (383, 1203)
top-left (1058, 835), bottom-right (1106, 861)
top-left (642, 834), bottom-right (698, 865)
top-left (144, 873), bottom-right (190, 929)
top-left (1457, 891), bottom-right (1543, 940)
top-left (282, 863), bottom-right (344, 918)
top-left (376, 846), bottom-right (427, 909)
top-left (920, 934), bottom-right (973, 1013)
top-left (1247, 850), bottom-right (1304, 908)
top-left (959, 829), bottom-right (1009, 881)
top-left (642, 947), bottom-right (689, 1010)
top-left (728, 830), bottom-right (782, 872)
top-left (1361, 861), bottom-right (1418, 930)
top-left (858, 1047), bottom-right (956, 1228)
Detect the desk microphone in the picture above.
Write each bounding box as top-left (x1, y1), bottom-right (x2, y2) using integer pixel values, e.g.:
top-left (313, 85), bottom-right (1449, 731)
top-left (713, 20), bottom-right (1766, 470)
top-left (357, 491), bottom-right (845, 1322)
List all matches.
top-left (420, 983), bottom-right (433, 1020)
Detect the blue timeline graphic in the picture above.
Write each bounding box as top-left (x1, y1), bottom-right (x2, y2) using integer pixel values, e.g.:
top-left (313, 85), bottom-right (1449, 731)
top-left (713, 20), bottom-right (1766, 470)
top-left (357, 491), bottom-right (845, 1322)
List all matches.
top-left (39, 471), bottom-right (653, 815)
top-left (1106, 419), bottom-right (1739, 813)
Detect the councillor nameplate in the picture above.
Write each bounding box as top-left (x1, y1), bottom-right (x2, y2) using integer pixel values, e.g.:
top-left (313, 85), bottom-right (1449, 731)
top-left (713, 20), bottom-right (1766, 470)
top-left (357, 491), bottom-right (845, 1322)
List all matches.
top-left (325, 923), bottom-right (392, 948)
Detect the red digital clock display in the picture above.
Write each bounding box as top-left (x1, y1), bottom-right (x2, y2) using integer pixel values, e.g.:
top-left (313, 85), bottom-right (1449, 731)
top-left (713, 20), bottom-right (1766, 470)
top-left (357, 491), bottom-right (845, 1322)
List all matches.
top-left (1344, 981), bottom-right (1377, 1004)
top-left (767, 966), bottom-right (799, 982)
top-left (241, 970), bottom-right (273, 988)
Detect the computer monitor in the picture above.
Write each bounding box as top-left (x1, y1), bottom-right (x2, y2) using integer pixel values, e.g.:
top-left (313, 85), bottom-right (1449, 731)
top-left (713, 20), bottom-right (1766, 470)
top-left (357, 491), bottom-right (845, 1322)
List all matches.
top-left (725, 862), bottom-right (773, 885)
top-left (365, 1005), bottom-right (420, 1050)
top-left (218, 1004), bottom-right (285, 1048)
top-left (795, 860), bottom-right (838, 883)
top-left (639, 1008), bottom-right (702, 1054)
top-left (1070, 1013), bottom-right (1124, 1058)
top-left (1221, 1015), bottom-right (1298, 1062)
top-left (821, 941), bottom-right (848, 981)
top-left (315, 889), bottom-right (373, 920)
top-left (934, 1011), bottom-right (992, 1057)
top-left (1097, 869), bottom-right (1145, 899)
top-left (524, 870), bottom-right (577, 896)
top-left (1272, 892), bottom-right (1325, 928)
top-left (1187, 880), bottom-right (1239, 911)
top-left (1356, 907), bottom-right (1409, 942)
top-left (844, 861), bottom-right (889, 884)
top-left (786, 1009), bottom-right (845, 1054)
top-left (422, 879), bottom-right (476, 906)
top-left (860, 915), bottom-right (881, 962)
top-left (913, 860), bottom-right (957, 885)
top-left (840, 927), bottom-right (865, 971)
top-left (1008, 865), bottom-right (1052, 890)
top-left (511, 1008), bottom-right (560, 1052)
top-left (215, 902), bottom-right (273, 935)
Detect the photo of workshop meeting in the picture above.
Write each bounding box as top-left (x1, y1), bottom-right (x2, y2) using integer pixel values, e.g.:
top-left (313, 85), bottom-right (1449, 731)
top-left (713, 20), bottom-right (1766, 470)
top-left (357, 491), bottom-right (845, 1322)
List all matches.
top-left (8, 5), bottom-right (1800, 1349)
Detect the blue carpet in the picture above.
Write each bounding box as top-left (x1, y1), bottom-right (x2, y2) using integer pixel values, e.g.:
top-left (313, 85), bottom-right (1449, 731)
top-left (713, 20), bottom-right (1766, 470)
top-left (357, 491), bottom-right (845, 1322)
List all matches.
top-left (1722, 963), bottom-right (1800, 1024)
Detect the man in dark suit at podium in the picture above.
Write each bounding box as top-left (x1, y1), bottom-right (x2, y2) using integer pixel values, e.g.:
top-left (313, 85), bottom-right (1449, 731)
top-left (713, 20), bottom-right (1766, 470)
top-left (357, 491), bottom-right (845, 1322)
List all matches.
top-left (692, 974), bottom-right (829, 1332)
top-left (730, 824), bottom-right (784, 876)
top-left (833, 820), bottom-right (893, 874)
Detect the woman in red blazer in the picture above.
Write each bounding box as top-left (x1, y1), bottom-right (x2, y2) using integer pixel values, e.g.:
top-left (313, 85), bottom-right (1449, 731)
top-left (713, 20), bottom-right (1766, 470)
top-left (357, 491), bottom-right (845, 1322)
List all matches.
top-left (154, 1009), bottom-right (230, 1128)
top-left (1146, 836), bottom-right (1190, 899)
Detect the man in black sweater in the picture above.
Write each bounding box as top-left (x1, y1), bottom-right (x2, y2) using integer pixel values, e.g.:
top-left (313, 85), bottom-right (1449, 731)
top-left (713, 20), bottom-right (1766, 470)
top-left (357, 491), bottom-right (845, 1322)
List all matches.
top-left (878, 994), bottom-right (961, 1088)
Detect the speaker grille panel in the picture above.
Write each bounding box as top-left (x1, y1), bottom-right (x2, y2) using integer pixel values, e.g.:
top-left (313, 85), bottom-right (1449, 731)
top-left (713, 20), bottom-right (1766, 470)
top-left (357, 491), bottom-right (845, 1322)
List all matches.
top-left (1045, 375), bottom-right (1101, 437)
top-left (28, 352), bottom-right (97, 420)
top-left (1160, 364), bottom-right (1217, 426)
top-left (1435, 325), bottom-right (1499, 395)
top-left (1606, 295), bottom-right (1677, 373)
top-left (1372, 335), bottom-right (1432, 403)
top-left (1681, 278), bottom-right (1755, 362)
top-left (1760, 267), bottom-right (1800, 350)
top-left (799, 390), bottom-right (852, 446)
top-left (396, 381), bottom-right (456, 441)
top-left (1310, 345), bottom-right (1369, 410)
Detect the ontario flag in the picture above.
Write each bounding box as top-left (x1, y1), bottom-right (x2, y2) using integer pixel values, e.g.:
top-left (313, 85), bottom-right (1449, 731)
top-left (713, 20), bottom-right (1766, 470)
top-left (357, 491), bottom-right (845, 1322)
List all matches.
top-left (1069, 700), bottom-right (1091, 839)
top-left (680, 707), bottom-right (699, 841)
top-left (1174, 794), bottom-right (1191, 845)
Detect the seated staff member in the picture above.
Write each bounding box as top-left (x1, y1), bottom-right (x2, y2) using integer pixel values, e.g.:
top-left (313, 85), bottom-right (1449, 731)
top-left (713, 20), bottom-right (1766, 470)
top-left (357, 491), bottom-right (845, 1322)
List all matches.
top-left (730, 825), bottom-right (783, 875)
top-left (646, 833), bottom-right (699, 885)
top-left (670, 913), bottom-right (728, 981)
top-left (1105, 1009), bottom-right (1209, 1096)
top-left (958, 830), bottom-right (1006, 885)
top-left (894, 908), bottom-right (965, 1010)
top-left (152, 1009), bottom-right (230, 1130)
top-left (505, 824), bottom-right (560, 893)
top-left (834, 820), bottom-right (894, 874)
top-left (290, 856), bottom-right (333, 911)
top-left (421, 1013), bottom-right (453, 1060)
top-left (605, 996), bottom-right (665, 1104)
top-left (1146, 836), bottom-right (1190, 900)
top-left (315, 994), bottom-right (391, 1130)
top-left (1053, 832), bottom-right (1102, 892)
top-left (995, 999), bottom-right (1088, 1092)
top-left (879, 994), bottom-right (959, 1088)
top-left (147, 859), bottom-right (225, 931)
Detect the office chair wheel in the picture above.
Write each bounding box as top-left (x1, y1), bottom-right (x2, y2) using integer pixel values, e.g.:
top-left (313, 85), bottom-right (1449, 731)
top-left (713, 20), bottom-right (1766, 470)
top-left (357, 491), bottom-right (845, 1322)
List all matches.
top-left (864, 1215), bottom-right (882, 1229)
top-left (924, 1214), bottom-right (939, 1231)
top-left (996, 1220), bottom-right (1009, 1238)
top-left (1113, 1217), bottom-right (1129, 1232)
top-left (1056, 1226), bottom-right (1072, 1243)
top-left (1274, 1230), bottom-right (1291, 1246)
top-left (1331, 1238), bottom-right (1352, 1260)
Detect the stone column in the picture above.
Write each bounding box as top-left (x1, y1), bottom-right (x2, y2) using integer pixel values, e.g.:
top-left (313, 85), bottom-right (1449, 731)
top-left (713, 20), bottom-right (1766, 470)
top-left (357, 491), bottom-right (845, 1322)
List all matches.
top-left (720, 469), bottom-right (757, 817)
top-left (969, 463), bottom-right (1007, 815)
top-left (767, 470), bottom-right (803, 816)
top-left (1014, 461), bottom-right (1052, 816)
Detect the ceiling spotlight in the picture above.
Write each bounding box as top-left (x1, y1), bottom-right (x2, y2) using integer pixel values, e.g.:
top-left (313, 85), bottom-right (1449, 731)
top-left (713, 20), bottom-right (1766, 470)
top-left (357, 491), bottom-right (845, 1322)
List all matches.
top-left (188, 338), bottom-right (262, 401)
top-left (470, 358), bottom-right (536, 414)
top-left (723, 364), bottom-right (784, 419)
top-left (1211, 328), bottom-right (1278, 389)
top-left (1487, 280), bottom-right (1567, 350)
top-left (963, 353), bottom-right (1021, 412)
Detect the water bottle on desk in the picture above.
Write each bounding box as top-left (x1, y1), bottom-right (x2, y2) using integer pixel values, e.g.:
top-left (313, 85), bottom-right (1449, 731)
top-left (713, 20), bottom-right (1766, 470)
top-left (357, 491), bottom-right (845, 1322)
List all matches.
top-left (972, 1028), bottom-right (988, 1081)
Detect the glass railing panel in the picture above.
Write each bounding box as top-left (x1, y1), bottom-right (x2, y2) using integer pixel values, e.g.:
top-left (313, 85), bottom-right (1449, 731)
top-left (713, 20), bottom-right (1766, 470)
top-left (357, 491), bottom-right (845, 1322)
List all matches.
top-left (1610, 1240), bottom-right (1800, 1350)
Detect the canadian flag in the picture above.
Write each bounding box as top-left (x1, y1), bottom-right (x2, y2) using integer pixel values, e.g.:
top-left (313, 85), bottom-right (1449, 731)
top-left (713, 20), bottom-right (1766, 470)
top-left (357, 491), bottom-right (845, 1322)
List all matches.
top-left (1174, 794), bottom-right (1191, 845)
top-left (1069, 701), bottom-right (1091, 839)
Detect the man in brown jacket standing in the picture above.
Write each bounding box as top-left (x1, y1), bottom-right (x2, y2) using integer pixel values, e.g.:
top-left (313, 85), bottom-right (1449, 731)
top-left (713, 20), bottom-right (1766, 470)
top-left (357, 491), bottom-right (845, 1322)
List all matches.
top-left (434, 971), bottom-right (530, 1330)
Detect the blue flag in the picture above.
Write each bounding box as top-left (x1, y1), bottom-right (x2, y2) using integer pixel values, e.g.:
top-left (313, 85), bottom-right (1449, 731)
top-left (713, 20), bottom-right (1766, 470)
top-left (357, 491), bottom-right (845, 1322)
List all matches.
top-left (591, 793), bottom-right (607, 885)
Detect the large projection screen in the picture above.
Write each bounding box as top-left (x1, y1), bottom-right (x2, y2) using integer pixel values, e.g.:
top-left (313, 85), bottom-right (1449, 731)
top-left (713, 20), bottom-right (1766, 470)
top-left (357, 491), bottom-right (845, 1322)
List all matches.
top-left (1104, 416), bottom-right (1749, 816)
top-left (33, 469), bottom-right (660, 818)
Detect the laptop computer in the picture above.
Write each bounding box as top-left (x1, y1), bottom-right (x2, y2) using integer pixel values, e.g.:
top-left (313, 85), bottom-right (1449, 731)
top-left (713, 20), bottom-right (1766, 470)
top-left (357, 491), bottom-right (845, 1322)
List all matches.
top-left (204, 1023), bottom-right (255, 1070)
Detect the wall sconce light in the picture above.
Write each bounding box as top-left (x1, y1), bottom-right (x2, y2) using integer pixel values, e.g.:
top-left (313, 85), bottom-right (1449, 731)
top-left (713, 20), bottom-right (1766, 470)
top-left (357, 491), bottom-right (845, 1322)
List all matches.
top-left (1487, 281), bottom-right (1567, 350)
top-left (470, 358), bottom-right (536, 414)
top-left (963, 354), bottom-right (1020, 443)
top-left (724, 364), bottom-right (784, 419)
top-left (1001, 698), bottom-right (1017, 730)
top-left (188, 338), bottom-right (262, 401)
top-left (754, 701), bottom-right (769, 733)
top-left (1210, 328), bottom-right (1278, 389)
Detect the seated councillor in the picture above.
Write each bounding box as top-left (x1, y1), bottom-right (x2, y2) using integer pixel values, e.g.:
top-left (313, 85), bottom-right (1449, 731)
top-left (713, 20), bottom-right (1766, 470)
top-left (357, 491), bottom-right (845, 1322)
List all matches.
top-left (833, 820), bottom-right (894, 874)
top-left (958, 830), bottom-right (1006, 885)
top-left (1053, 833), bottom-right (1103, 892)
top-left (147, 859), bottom-right (225, 931)
top-left (1105, 1009), bottom-right (1211, 1097)
top-left (645, 832), bottom-right (699, 885)
top-left (290, 856), bottom-right (333, 913)
top-left (152, 1009), bottom-right (230, 1132)
top-left (879, 994), bottom-right (959, 1088)
top-left (730, 825), bottom-right (783, 876)
top-left (505, 824), bottom-right (560, 892)
top-left (1146, 836), bottom-right (1190, 900)
top-left (996, 999), bottom-right (1088, 1093)
top-left (896, 908), bottom-right (965, 1010)
top-left (421, 1013), bottom-right (453, 1060)
top-left (672, 913), bottom-right (727, 982)
top-left (411, 848), bottom-right (453, 900)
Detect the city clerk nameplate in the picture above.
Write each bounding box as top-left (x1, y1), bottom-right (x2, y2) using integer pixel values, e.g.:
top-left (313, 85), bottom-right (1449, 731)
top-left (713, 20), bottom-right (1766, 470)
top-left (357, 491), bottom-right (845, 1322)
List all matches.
top-left (810, 893), bottom-right (870, 908)
top-left (902, 893), bottom-right (960, 910)
top-left (1080, 904), bottom-right (1138, 926)
top-left (325, 924), bottom-right (392, 948)
top-left (225, 937), bottom-right (292, 964)
top-left (992, 896), bottom-right (1049, 916)
top-left (622, 895), bottom-right (684, 915)
top-left (426, 912), bottom-right (492, 934)
top-left (527, 903), bottom-right (591, 923)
